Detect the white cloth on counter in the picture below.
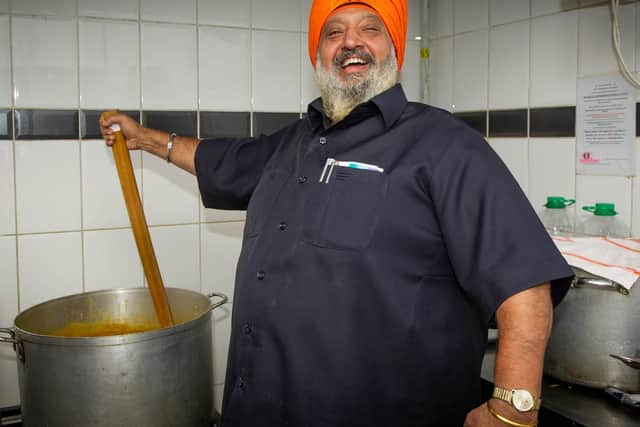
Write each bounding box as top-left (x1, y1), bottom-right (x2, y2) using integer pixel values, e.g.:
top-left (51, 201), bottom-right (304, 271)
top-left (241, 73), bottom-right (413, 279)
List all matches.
top-left (551, 236), bottom-right (640, 290)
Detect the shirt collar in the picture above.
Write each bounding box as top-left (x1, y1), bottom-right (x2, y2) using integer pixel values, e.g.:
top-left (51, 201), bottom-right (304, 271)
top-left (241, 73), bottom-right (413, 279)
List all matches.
top-left (307, 83), bottom-right (408, 131)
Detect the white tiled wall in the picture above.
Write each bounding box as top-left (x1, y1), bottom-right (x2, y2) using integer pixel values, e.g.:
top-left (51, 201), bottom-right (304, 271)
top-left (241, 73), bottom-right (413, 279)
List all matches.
top-left (427, 0), bottom-right (639, 238)
top-left (0, 0), bottom-right (425, 410)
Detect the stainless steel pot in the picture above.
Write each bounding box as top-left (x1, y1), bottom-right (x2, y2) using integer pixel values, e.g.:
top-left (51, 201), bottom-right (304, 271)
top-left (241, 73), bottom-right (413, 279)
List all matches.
top-left (544, 269), bottom-right (640, 392)
top-left (0, 287), bottom-right (227, 427)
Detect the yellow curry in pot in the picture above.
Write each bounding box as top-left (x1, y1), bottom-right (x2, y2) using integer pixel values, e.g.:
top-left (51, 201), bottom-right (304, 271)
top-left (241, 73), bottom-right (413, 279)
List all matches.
top-left (51, 322), bottom-right (161, 337)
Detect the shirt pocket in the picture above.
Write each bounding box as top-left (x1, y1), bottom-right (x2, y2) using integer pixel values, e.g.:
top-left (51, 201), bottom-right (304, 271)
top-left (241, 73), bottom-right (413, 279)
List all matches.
top-left (245, 169), bottom-right (290, 238)
top-left (303, 167), bottom-right (388, 250)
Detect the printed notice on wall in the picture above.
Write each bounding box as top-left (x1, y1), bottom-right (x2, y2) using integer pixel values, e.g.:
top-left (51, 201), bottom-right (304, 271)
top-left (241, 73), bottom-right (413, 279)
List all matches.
top-left (576, 74), bottom-right (636, 176)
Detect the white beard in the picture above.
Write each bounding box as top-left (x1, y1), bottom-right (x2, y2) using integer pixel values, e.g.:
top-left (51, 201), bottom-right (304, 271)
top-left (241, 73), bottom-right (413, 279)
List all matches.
top-left (315, 47), bottom-right (398, 124)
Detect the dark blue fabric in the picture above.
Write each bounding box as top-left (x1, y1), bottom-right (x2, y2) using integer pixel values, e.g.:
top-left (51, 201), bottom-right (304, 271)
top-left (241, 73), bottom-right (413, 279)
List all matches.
top-left (195, 84), bottom-right (573, 427)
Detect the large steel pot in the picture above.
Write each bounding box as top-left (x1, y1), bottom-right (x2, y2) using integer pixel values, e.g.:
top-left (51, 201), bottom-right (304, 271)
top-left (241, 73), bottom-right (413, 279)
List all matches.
top-left (0, 287), bottom-right (227, 427)
top-left (544, 269), bottom-right (640, 392)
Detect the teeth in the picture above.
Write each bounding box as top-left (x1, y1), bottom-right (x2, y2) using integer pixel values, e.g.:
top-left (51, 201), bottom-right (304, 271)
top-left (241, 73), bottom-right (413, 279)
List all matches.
top-left (342, 57), bottom-right (366, 67)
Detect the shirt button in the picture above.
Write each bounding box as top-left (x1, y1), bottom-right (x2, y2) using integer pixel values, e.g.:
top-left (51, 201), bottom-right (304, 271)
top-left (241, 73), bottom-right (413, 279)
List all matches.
top-left (257, 271), bottom-right (266, 280)
top-left (297, 176), bottom-right (307, 184)
top-left (242, 323), bottom-right (252, 335)
top-left (319, 137), bottom-right (327, 144)
top-left (237, 377), bottom-right (245, 389)
top-left (279, 222), bottom-right (287, 231)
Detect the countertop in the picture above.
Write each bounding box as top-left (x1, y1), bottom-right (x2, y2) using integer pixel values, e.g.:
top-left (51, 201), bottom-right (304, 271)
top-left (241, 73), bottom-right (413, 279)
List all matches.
top-left (482, 343), bottom-right (640, 427)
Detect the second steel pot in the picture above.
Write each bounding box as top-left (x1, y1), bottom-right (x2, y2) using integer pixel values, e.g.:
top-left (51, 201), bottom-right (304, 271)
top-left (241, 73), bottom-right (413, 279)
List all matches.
top-left (544, 269), bottom-right (640, 392)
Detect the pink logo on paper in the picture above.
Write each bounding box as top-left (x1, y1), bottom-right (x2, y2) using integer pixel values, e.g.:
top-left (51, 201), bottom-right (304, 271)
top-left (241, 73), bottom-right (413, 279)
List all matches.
top-left (580, 152), bottom-right (600, 164)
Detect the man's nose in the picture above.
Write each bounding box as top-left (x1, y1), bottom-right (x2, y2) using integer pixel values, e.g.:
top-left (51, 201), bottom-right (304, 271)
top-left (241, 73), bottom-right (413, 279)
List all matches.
top-left (342, 27), bottom-right (363, 50)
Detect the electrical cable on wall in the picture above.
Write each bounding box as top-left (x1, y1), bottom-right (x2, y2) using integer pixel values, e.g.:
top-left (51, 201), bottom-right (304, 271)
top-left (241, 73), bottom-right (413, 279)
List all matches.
top-left (610, 0), bottom-right (640, 88)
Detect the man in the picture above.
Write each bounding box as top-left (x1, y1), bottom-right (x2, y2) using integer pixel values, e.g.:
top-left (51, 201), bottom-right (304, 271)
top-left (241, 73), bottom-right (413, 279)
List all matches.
top-left (101, 1), bottom-right (573, 425)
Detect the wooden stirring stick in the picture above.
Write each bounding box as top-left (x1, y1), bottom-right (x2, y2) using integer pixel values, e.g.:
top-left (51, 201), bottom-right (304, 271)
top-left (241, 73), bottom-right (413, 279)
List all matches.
top-left (101, 110), bottom-right (174, 327)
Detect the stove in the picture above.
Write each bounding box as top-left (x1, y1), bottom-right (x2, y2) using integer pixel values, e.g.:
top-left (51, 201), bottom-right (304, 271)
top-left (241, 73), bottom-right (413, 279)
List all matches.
top-left (0, 406), bottom-right (221, 427)
top-left (0, 406), bottom-right (20, 426)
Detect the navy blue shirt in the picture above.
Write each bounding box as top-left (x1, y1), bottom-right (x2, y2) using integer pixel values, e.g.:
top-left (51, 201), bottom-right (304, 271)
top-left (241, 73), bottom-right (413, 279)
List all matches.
top-left (195, 84), bottom-right (573, 427)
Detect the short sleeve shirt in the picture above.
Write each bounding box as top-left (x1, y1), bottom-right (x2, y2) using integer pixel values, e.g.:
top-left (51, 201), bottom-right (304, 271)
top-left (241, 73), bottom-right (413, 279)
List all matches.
top-left (194, 84), bottom-right (573, 427)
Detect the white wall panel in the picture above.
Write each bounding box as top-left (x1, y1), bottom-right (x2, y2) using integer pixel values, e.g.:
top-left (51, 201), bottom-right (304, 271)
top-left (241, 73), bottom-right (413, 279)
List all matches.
top-left (453, 30), bottom-right (488, 111)
top-left (454, 0), bottom-right (489, 34)
top-left (15, 141), bottom-right (81, 233)
top-left (142, 23), bottom-right (197, 109)
top-left (489, 20), bottom-right (529, 109)
top-left (252, 31), bottom-right (301, 112)
top-left (0, 16), bottom-right (10, 107)
top-left (0, 236), bottom-right (18, 408)
top-left (12, 17), bottom-right (78, 108)
top-left (141, 0), bottom-right (196, 24)
top-left (428, 36), bottom-right (453, 110)
top-left (490, 0), bottom-right (529, 26)
top-left (79, 0), bottom-right (139, 19)
top-left (149, 224), bottom-right (200, 292)
top-left (530, 11), bottom-right (578, 107)
top-left (578, 4), bottom-right (635, 78)
top-left (198, 0), bottom-right (251, 27)
top-left (18, 232), bottom-right (83, 310)
top-left (199, 27), bottom-right (251, 111)
top-left (0, 140), bottom-right (14, 235)
top-left (79, 19), bottom-right (140, 109)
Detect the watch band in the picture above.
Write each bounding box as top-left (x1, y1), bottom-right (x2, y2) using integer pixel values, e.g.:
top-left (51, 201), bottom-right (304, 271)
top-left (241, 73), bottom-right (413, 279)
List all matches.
top-left (492, 386), bottom-right (541, 411)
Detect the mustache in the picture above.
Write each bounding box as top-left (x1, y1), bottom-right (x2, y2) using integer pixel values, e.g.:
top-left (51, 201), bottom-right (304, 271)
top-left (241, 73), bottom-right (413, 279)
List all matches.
top-left (333, 49), bottom-right (376, 67)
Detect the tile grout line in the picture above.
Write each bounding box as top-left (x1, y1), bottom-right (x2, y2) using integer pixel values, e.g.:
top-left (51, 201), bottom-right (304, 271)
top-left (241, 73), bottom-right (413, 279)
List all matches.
top-left (196, 0), bottom-right (203, 294)
top-left (486, 5), bottom-right (492, 140)
top-left (450, 1), bottom-right (456, 112)
top-left (75, 0), bottom-right (86, 293)
top-left (527, 0), bottom-right (533, 207)
top-left (574, 1), bottom-right (582, 224)
top-left (250, 0), bottom-right (255, 138)
top-left (8, 5), bottom-right (20, 313)
top-left (138, 0), bottom-right (147, 289)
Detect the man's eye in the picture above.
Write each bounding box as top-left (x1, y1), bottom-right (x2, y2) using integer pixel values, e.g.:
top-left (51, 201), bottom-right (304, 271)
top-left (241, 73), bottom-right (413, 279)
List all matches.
top-left (364, 27), bottom-right (380, 32)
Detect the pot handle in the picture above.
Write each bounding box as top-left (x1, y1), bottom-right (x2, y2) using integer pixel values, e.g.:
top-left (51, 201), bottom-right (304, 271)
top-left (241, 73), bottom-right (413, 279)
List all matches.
top-left (573, 277), bottom-right (629, 295)
top-left (0, 328), bottom-right (25, 362)
top-left (207, 292), bottom-right (229, 312)
top-left (610, 354), bottom-right (640, 370)
top-left (0, 327), bottom-right (17, 345)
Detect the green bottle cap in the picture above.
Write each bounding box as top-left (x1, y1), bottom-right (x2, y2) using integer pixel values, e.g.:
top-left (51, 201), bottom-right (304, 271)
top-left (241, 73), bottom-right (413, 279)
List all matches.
top-left (582, 203), bottom-right (617, 216)
top-left (545, 196), bottom-right (576, 209)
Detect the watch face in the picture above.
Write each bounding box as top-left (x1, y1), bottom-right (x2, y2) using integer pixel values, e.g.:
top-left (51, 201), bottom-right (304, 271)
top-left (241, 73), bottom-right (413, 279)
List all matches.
top-left (512, 389), bottom-right (534, 411)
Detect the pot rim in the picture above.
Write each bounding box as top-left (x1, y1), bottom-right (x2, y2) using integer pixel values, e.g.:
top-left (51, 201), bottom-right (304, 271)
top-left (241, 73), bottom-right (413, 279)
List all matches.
top-left (10, 287), bottom-right (217, 347)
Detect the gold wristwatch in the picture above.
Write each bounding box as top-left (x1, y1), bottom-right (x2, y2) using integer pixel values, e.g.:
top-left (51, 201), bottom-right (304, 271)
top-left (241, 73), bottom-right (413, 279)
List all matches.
top-left (492, 386), bottom-right (541, 412)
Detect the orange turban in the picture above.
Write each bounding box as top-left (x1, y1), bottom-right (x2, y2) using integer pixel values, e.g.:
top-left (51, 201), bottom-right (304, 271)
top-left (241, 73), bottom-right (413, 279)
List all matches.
top-left (308, 0), bottom-right (408, 70)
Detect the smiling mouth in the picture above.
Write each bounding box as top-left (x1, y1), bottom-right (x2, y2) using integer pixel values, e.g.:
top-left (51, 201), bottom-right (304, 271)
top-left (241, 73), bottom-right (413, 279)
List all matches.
top-left (341, 57), bottom-right (368, 69)
top-left (335, 49), bottom-right (375, 72)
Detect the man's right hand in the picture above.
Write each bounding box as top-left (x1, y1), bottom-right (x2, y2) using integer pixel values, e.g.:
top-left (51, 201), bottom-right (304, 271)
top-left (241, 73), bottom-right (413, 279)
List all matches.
top-left (99, 112), bottom-right (146, 150)
top-left (98, 111), bottom-right (199, 175)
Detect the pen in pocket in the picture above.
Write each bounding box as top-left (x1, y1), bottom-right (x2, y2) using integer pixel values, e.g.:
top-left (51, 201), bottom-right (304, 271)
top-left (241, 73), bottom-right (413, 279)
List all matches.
top-left (319, 158), bottom-right (384, 183)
